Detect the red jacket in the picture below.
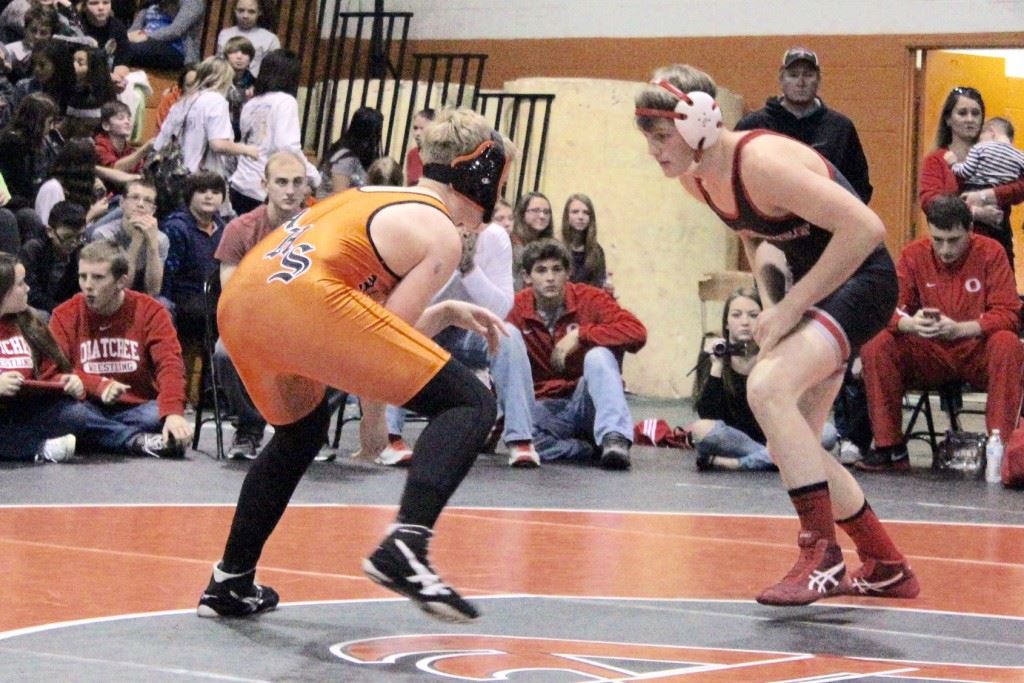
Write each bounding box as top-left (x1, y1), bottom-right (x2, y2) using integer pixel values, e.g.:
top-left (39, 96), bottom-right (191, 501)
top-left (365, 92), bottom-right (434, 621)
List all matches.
top-left (919, 147), bottom-right (1024, 210)
top-left (49, 290), bottom-right (187, 418)
top-left (890, 233), bottom-right (1020, 338)
top-left (508, 282), bottom-right (647, 398)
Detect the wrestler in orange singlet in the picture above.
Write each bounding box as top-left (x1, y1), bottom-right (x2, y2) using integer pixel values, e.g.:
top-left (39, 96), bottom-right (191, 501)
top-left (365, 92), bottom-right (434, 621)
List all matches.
top-left (198, 108), bottom-right (515, 623)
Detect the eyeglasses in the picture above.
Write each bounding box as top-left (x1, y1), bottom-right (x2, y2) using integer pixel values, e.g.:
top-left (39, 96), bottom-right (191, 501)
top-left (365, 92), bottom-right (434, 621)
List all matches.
top-left (526, 207), bottom-right (551, 215)
top-left (124, 193), bottom-right (156, 207)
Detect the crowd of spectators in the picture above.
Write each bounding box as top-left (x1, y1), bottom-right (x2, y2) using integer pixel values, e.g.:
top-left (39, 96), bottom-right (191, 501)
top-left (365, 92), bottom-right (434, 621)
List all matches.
top-left (1, 22), bottom-right (1022, 480)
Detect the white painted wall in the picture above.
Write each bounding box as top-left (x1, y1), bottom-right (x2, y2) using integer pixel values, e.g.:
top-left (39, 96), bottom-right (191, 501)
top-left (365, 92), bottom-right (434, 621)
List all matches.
top-left (346, 1), bottom-right (1024, 39)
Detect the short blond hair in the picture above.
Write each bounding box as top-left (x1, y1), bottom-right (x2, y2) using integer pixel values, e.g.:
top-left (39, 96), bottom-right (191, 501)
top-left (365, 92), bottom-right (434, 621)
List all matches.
top-left (420, 108), bottom-right (518, 166)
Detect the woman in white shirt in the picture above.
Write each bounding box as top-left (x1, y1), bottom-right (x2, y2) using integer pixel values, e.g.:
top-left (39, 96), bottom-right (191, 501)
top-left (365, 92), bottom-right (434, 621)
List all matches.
top-left (153, 55), bottom-right (257, 182)
top-left (227, 49), bottom-right (319, 215)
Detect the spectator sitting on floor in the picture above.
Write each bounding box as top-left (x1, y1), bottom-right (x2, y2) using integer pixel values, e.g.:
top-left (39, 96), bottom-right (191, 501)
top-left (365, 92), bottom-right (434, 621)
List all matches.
top-left (560, 192), bottom-right (609, 290)
top-left (19, 200), bottom-right (86, 314)
top-left (161, 170), bottom-right (225, 347)
top-left (49, 240), bottom-right (190, 457)
top-left (688, 286), bottom-right (838, 471)
top-left (212, 151), bottom-right (307, 459)
top-left (0, 251), bottom-right (81, 463)
top-left (510, 191), bottom-right (553, 291)
top-left (89, 178), bottom-right (166, 297)
top-left (857, 194), bottom-right (1023, 472)
top-left (507, 238), bottom-right (646, 470)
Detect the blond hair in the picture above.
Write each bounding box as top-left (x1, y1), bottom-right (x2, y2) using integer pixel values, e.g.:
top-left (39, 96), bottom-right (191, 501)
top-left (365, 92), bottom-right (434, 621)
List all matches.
top-left (189, 56), bottom-right (236, 97)
top-left (420, 108), bottom-right (518, 165)
top-left (635, 64), bottom-right (718, 131)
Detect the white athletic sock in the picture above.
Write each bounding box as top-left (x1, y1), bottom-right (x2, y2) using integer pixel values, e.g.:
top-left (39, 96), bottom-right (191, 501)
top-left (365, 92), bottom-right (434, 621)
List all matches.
top-left (213, 562), bottom-right (253, 583)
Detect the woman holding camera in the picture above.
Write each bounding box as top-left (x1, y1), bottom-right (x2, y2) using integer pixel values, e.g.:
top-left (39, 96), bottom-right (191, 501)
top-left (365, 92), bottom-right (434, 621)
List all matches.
top-left (690, 287), bottom-right (837, 471)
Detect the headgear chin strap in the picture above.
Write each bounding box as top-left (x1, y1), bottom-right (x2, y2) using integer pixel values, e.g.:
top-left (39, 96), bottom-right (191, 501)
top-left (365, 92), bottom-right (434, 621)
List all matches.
top-left (422, 132), bottom-right (508, 223)
top-left (636, 79), bottom-right (723, 165)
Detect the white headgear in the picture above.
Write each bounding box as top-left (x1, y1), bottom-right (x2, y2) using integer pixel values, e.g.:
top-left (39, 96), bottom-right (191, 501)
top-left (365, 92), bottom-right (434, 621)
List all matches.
top-left (636, 79), bottom-right (723, 154)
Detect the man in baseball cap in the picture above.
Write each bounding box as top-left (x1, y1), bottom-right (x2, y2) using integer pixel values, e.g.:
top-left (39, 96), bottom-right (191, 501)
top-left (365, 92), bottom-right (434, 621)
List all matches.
top-left (782, 47), bottom-right (819, 70)
top-left (736, 46), bottom-right (871, 203)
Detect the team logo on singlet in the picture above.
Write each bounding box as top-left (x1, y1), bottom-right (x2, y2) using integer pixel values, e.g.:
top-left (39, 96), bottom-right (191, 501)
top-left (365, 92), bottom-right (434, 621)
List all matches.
top-left (265, 211), bottom-right (315, 284)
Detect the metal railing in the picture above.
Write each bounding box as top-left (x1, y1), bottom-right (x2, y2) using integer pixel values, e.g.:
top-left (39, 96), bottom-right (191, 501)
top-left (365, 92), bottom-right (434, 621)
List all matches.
top-left (198, 2), bottom-right (552, 195)
top-left (396, 53), bottom-right (488, 160)
top-left (478, 92), bottom-right (555, 199)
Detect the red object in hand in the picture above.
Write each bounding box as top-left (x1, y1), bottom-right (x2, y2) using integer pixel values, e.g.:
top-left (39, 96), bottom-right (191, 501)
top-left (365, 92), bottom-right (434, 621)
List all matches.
top-left (19, 379), bottom-right (67, 395)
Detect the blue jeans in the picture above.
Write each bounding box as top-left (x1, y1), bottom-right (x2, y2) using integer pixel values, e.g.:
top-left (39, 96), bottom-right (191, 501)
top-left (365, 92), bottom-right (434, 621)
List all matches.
top-left (0, 397), bottom-right (151, 461)
top-left (214, 339), bottom-right (266, 437)
top-left (531, 347), bottom-right (633, 462)
top-left (695, 420), bottom-right (840, 471)
top-left (387, 324), bottom-right (535, 445)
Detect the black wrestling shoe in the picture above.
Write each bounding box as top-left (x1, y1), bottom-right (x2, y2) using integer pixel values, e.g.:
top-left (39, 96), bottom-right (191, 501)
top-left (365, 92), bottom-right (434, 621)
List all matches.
top-left (363, 524), bottom-right (479, 623)
top-left (197, 564), bottom-right (279, 618)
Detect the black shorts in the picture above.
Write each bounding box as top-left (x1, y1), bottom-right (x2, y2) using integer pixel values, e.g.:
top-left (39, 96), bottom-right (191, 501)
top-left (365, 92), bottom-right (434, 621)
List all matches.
top-left (805, 246), bottom-right (897, 360)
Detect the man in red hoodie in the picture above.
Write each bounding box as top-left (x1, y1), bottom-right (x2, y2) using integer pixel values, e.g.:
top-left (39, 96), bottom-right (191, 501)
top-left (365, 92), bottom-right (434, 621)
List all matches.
top-left (508, 239), bottom-right (647, 469)
top-left (49, 241), bottom-right (190, 458)
top-left (858, 194), bottom-right (1023, 472)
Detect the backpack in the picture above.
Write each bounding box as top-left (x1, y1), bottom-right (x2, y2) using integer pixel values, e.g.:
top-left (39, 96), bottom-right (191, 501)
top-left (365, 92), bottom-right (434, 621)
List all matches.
top-left (144, 136), bottom-right (189, 213)
top-left (144, 97), bottom-right (201, 214)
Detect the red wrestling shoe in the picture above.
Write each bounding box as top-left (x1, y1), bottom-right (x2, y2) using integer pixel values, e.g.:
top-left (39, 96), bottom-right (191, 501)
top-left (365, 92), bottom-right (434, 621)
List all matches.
top-left (756, 531), bottom-right (849, 606)
top-left (846, 554), bottom-right (920, 599)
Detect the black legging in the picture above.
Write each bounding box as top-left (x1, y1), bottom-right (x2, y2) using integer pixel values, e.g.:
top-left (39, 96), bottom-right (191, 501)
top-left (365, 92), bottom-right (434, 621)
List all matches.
top-left (221, 358), bottom-right (496, 573)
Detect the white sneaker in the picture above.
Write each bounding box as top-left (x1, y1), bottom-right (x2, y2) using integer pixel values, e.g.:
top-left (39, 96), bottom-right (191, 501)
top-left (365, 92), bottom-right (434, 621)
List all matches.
top-left (375, 439), bottom-right (413, 466)
top-left (313, 442), bottom-right (337, 462)
top-left (838, 440), bottom-right (862, 466)
top-left (507, 442), bottom-right (540, 468)
top-left (37, 434), bottom-right (76, 463)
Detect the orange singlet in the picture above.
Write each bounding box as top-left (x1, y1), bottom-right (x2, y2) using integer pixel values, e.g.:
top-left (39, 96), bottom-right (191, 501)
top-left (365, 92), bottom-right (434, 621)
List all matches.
top-left (218, 187), bottom-right (453, 425)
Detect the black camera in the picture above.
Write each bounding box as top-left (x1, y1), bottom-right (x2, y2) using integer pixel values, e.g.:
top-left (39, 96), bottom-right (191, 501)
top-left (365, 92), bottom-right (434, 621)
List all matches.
top-left (711, 340), bottom-right (750, 358)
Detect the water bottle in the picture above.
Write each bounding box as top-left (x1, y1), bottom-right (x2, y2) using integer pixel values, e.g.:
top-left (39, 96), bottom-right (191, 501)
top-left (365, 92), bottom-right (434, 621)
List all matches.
top-left (985, 430), bottom-right (1003, 484)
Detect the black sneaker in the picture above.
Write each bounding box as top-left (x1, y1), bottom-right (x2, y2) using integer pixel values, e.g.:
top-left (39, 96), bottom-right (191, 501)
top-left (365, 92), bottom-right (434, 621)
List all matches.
top-left (197, 564), bottom-right (279, 618)
top-left (129, 433), bottom-right (186, 459)
top-left (227, 431), bottom-right (260, 460)
top-left (362, 525), bottom-right (479, 623)
top-left (599, 432), bottom-right (632, 470)
top-left (854, 445), bottom-right (910, 473)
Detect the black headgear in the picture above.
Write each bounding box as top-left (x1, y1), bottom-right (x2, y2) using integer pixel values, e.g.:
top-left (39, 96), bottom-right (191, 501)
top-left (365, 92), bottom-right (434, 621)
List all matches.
top-left (422, 132), bottom-right (507, 222)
